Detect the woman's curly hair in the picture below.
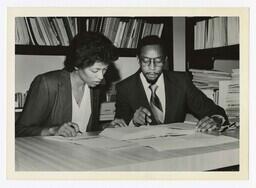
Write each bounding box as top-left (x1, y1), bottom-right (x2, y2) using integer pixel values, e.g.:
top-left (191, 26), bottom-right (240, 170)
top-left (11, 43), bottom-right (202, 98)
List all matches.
top-left (64, 32), bottom-right (119, 72)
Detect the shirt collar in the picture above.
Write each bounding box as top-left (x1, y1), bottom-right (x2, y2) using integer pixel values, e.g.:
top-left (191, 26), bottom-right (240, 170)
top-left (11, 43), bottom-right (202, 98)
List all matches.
top-left (140, 72), bottom-right (164, 89)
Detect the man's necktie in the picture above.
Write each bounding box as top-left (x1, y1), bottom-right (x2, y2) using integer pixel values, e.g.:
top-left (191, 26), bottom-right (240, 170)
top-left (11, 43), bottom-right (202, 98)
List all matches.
top-left (149, 84), bottom-right (164, 124)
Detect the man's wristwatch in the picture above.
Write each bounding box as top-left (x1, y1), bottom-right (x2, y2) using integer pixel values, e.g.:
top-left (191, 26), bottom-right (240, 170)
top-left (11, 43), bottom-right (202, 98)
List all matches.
top-left (210, 115), bottom-right (226, 127)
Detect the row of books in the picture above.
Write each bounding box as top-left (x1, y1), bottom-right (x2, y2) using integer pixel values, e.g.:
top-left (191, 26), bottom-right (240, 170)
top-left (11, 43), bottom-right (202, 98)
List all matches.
top-left (190, 68), bottom-right (239, 123)
top-left (87, 17), bottom-right (164, 48)
top-left (194, 17), bottom-right (239, 50)
top-left (15, 17), bottom-right (78, 46)
top-left (15, 17), bottom-right (164, 48)
top-left (15, 92), bottom-right (28, 109)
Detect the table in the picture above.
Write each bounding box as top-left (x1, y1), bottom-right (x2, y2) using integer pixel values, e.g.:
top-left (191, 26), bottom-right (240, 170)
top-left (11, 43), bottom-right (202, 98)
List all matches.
top-left (15, 130), bottom-right (239, 171)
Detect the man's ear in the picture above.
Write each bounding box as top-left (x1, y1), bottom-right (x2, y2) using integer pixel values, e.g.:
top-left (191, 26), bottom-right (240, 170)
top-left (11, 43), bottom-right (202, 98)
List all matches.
top-left (164, 56), bottom-right (168, 63)
top-left (137, 56), bottom-right (142, 65)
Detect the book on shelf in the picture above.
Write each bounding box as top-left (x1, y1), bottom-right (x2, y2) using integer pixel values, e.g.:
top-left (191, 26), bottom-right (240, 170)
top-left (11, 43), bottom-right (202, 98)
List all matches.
top-left (15, 17), bottom-right (31, 45)
top-left (205, 18), bottom-right (214, 49)
top-left (227, 17), bottom-right (239, 46)
top-left (194, 16), bottom-right (239, 50)
top-left (15, 92), bottom-right (28, 109)
top-left (28, 17), bottom-right (46, 45)
top-left (212, 17), bottom-right (227, 48)
top-left (15, 17), bottom-right (166, 49)
top-left (15, 17), bottom-right (80, 46)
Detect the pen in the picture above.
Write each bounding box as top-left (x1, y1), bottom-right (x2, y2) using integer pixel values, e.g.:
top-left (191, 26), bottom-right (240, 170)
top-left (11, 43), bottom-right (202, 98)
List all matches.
top-left (219, 122), bottom-right (237, 133)
top-left (145, 114), bottom-right (149, 126)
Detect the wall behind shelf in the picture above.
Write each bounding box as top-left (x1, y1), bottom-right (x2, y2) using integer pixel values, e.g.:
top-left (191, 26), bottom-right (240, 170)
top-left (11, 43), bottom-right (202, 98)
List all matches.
top-left (15, 55), bottom-right (139, 93)
top-left (173, 17), bottom-right (186, 71)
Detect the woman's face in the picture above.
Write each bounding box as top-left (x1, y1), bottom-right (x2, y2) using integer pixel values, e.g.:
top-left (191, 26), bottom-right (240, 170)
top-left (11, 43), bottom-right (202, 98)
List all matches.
top-left (77, 61), bottom-right (108, 87)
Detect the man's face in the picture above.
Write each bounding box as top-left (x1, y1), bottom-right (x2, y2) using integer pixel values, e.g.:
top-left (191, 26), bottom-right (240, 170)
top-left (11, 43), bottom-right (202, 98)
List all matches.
top-left (139, 44), bottom-right (165, 84)
top-left (78, 61), bottom-right (108, 87)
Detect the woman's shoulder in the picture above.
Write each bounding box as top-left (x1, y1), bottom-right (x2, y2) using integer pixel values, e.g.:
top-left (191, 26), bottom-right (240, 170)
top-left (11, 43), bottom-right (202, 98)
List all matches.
top-left (32, 69), bottom-right (70, 89)
top-left (36, 69), bottom-right (69, 82)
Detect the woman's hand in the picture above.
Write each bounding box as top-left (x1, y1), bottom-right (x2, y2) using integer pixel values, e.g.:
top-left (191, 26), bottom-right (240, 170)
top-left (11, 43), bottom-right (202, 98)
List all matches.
top-left (41, 122), bottom-right (81, 137)
top-left (105, 118), bottom-right (128, 128)
top-left (55, 122), bottom-right (80, 137)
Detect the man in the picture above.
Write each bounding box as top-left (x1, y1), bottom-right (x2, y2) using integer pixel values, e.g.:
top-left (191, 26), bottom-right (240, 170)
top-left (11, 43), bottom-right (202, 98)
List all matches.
top-left (113, 35), bottom-right (228, 132)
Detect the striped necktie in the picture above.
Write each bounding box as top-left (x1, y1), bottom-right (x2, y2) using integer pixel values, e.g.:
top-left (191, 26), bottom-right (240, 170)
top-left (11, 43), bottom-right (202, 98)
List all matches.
top-left (149, 84), bottom-right (164, 124)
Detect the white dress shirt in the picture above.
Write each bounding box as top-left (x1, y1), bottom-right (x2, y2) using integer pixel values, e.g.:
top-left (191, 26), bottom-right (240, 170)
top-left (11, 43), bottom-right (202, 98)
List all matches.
top-left (72, 84), bottom-right (91, 132)
top-left (129, 73), bottom-right (166, 126)
top-left (140, 72), bottom-right (166, 118)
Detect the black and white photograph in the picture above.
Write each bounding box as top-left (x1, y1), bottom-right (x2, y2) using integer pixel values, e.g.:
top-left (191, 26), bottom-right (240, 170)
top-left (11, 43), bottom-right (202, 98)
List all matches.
top-left (6, 7), bottom-right (249, 181)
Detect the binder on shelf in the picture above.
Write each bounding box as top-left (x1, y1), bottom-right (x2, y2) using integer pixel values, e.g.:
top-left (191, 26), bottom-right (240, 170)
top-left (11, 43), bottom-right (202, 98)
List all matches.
top-left (227, 17), bottom-right (239, 45)
top-left (28, 17), bottom-right (46, 45)
top-left (36, 17), bottom-right (51, 45)
top-left (62, 17), bottom-right (75, 42)
top-left (15, 17), bottom-right (30, 45)
top-left (194, 17), bottom-right (238, 50)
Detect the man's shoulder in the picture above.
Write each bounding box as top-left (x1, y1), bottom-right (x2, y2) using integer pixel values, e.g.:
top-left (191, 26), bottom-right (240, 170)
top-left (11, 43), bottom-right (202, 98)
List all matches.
top-left (116, 71), bottom-right (139, 89)
top-left (164, 70), bottom-right (191, 82)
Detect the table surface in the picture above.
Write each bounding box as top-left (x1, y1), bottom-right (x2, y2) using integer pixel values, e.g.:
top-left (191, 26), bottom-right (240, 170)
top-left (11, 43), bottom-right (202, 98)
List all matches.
top-left (15, 129), bottom-right (239, 171)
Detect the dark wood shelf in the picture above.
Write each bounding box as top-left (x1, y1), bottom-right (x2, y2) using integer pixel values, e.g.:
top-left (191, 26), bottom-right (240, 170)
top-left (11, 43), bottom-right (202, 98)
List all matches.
top-left (15, 45), bottom-right (70, 56)
top-left (186, 17), bottom-right (239, 70)
top-left (15, 45), bottom-right (138, 57)
top-left (193, 44), bottom-right (239, 60)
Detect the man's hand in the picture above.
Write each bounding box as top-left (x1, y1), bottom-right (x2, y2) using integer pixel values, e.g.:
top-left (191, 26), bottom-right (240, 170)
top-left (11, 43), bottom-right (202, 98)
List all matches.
top-left (132, 107), bottom-right (152, 126)
top-left (196, 115), bottom-right (224, 132)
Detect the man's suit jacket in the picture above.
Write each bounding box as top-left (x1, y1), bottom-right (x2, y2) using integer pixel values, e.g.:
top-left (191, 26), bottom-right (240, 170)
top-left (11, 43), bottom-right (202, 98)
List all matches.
top-left (16, 69), bottom-right (102, 137)
top-left (115, 70), bottom-right (228, 125)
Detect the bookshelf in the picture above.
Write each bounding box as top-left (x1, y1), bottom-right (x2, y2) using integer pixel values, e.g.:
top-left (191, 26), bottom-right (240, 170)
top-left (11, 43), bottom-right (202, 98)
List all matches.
top-left (15, 17), bottom-right (173, 67)
top-left (186, 17), bottom-right (240, 124)
top-left (15, 16), bottom-right (173, 117)
top-left (185, 17), bottom-right (239, 70)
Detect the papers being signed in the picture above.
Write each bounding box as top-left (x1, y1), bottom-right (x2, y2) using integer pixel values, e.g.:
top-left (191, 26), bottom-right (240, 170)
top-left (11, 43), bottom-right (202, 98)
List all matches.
top-left (100, 123), bottom-right (196, 141)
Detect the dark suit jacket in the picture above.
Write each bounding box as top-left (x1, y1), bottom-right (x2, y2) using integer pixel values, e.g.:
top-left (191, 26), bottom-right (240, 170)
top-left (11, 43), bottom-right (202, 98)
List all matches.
top-left (115, 70), bottom-right (228, 125)
top-left (15, 69), bottom-right (102, 137)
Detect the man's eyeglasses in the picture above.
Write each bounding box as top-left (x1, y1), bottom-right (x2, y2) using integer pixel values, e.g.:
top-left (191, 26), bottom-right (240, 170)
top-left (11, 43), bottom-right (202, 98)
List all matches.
top-left (139, 56), bottom-right (165, 67)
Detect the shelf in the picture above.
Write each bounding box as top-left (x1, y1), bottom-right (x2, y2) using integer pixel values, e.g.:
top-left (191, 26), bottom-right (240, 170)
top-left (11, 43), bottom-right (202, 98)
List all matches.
top-left (192, 44), bottom-right (239, 60)
top-left (15, 45), bottom-right (138, 57)
top-left (15, 108), bottom-right (23, 112)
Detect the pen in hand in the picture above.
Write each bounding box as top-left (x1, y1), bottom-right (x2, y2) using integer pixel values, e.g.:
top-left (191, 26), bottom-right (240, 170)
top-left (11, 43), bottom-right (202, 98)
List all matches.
top-left (219, 122), bottom-right (237, 133)
top-left (145, 114), bottom-right (149, 126)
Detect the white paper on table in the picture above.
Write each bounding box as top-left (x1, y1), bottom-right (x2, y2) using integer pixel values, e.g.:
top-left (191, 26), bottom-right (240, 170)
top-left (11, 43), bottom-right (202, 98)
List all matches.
top-left (43, 134), bottom-right (100, 142)
top-left (100, 123), bottom-right (196, 141)
top-left (71, 137), bottom-right (136, 150)
top-left (132, 133), bottom-right (238, 151)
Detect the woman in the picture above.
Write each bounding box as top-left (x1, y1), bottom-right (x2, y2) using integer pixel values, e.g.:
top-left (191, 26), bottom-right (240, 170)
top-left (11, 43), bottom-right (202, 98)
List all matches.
top-left (15, 32), bottom-right (118, 137)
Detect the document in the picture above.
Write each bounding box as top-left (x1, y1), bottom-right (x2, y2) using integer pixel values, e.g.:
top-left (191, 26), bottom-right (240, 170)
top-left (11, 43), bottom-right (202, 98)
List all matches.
top-left (132, 133), bottom-right (238, 151)
top-left (43, 134), bottom-right (100, 142)
top-left (43, 134), bottom-right (136, 150)
top-left (100, 123), bottom-right (196, 140)
top-left (71, 137), bottom-right (136, 150)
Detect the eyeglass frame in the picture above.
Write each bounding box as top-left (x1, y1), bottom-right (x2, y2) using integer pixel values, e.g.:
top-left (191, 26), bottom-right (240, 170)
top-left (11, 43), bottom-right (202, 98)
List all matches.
top-left (139, 56), bottom-right (166, 67)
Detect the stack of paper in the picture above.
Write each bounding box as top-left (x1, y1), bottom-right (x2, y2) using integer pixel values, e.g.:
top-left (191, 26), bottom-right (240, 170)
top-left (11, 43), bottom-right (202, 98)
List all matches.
top-left (100, 123), bottom-right (196, 141)
top-left (132, 133), bottom-right (238, 151)
top-left (43, 134), bottom-right (135, 150)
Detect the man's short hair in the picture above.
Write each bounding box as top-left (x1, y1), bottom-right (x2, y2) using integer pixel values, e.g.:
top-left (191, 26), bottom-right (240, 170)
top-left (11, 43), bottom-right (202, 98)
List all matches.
top-left (64, 31), bottom-right (118, 72)
top-left (137, 35), bottom-right (166, 56)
